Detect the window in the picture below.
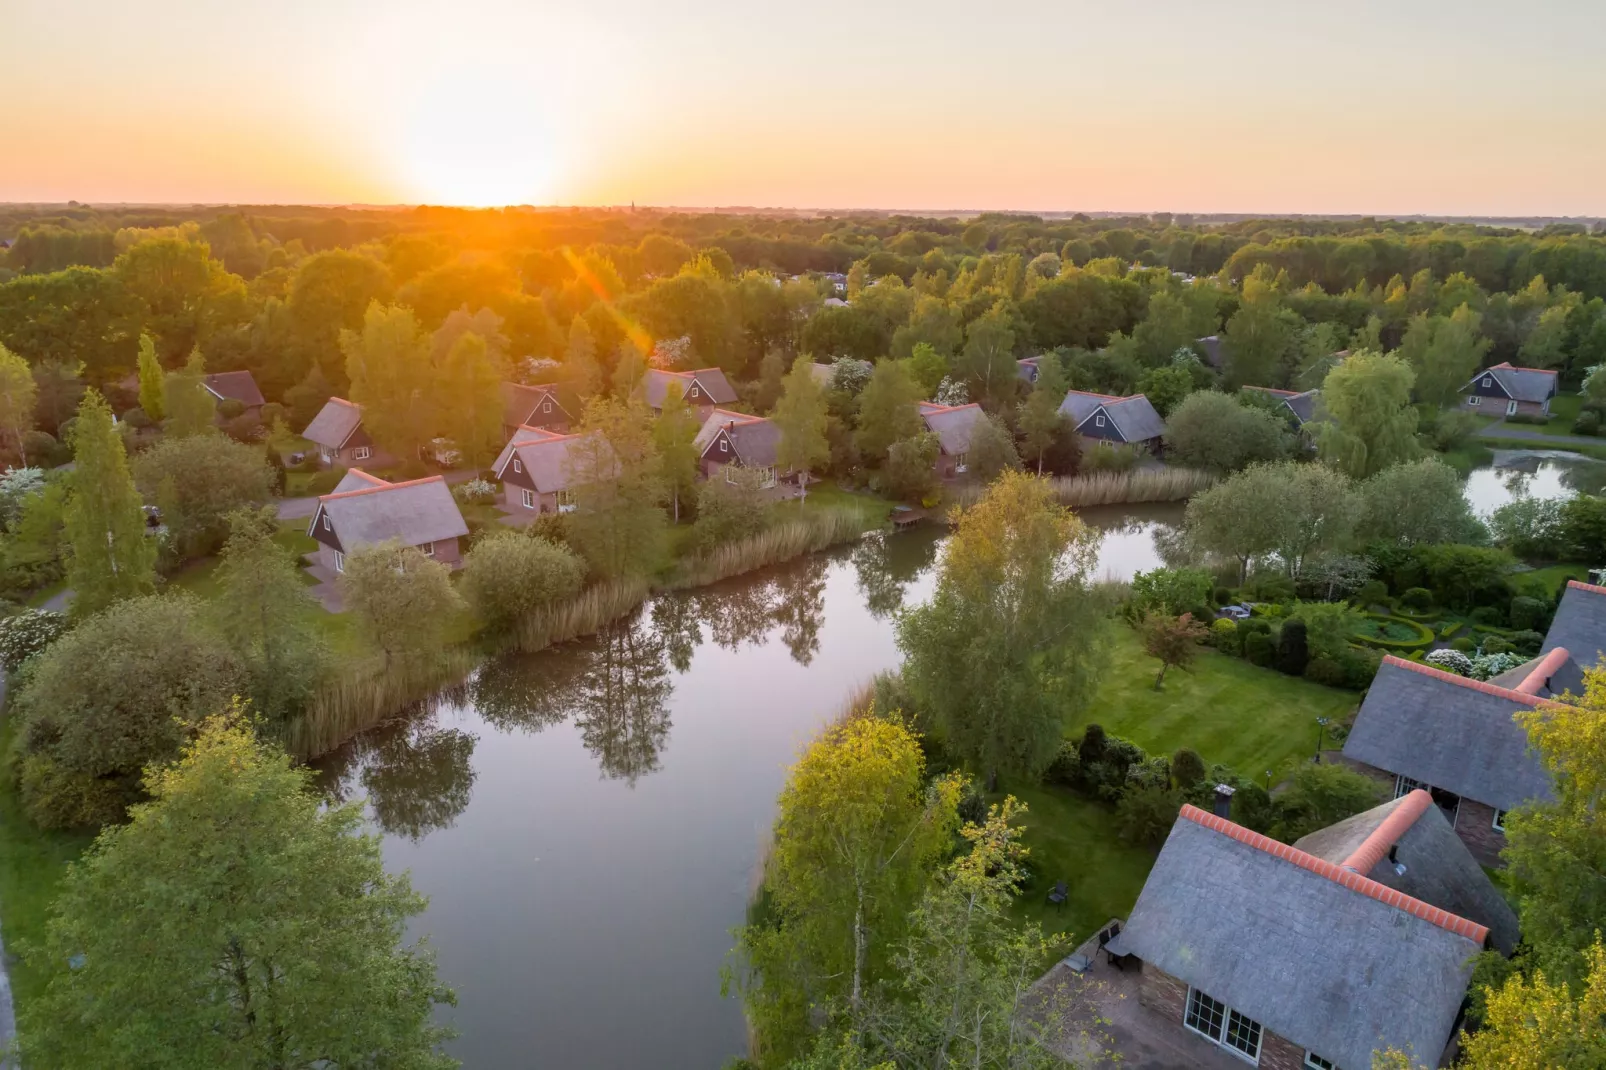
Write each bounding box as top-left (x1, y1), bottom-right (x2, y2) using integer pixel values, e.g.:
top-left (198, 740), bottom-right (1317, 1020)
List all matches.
top-left (322, 514), bottom-right (331, 532)
top-left (1305, 1053), bottom-right (1335, 1070)
top-left (1506, 400), bottom-right (1518, 416)
top-left (333, 550), bottom-right (345, 573)
top-left (690, 386), bottom-right (700, 398)
top-left (555, 488), bottom-right (576, 513)
top-left (1094, 413), bottom-right (1106, 427)
top-left (1467, 395), bottom-right (1481, 406)
top-left (352, 446), bottom-right (371, 461)
top-left (1394, 774), bottom-right (1426, 799)
top-left (726, 464), bottom-right (738, 484)
top-left (421, 542), bottom-right (435, 557)
top-left (321, 446), bottom-right (333, 462)
top-left (759, 465), bottom-right (777, 488)
top-left (954, 452), bottom-right (969, 474)
top-left (1185, 988), bottom-right (1263, 1064)
top-left (513, 458), bottom-right (522, 474)
top-left (521, 489), bottom-right (536, 510)
top-left (720, 439), bottom-right (729, 452)
top-left (542, 401), bottom-right (552, 413)
top-left (1482, 376), bottom-right (1493, 388)
top-left (1493, 808), bottom-right (1508, 832)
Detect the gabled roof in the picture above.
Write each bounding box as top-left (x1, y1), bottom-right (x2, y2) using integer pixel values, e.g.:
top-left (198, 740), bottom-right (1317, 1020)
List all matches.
top-left (301, 397), bottom-right (364, 449)
top-left (1462, 362), bottom-right (1558, 404)
top-left (1242, 385), bottom-right (1321, 426)
top-left (1340, 655), bottom-right (1553, 811)
top-left (1195, 335), bottom-right (1224, 368)
top-left (642, 367), bottom-right (738, 408)
top-left (918, 401), bottom-right (988, 456)
top-left (1057, 390), bottom-right (1166, 443)
top-left (202, 370), bottom-right (265, 407)
top-left (501, 381), bottom-right (577, 428)
top-left (805, 362), bottom-right (836, 386)
top-left (1539, 579), bottom-right (1606, 696)
top-left (1123, 803), bottom-right (1486, 1070)
top-left (696, 410), bottom-right (781, 468)
top-left (1294, 791), bottom-right (1520, 954)
top-left (308, 472), bottom-right (467, 550)
top-left (492, 427), bottom-right (607, 493)
top-left (1016, 356), bottom-right (1041, 381)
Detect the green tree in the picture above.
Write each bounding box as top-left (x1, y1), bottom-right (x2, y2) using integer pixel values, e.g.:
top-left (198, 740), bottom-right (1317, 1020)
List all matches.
top-left (62, 389), bottom-right (155, 617)
top-left (611, 338), bottom-right (648, 398)
top-left (565, 315), bottom-right (602, 398)
top-left (897, 471), bottom-right (1109, 785)
top-left (459, 528), bottom-right (586, 633)
top-left (1129, 566), bottom-right (1214, 615)
top-left (1165, 391), bottom-right (1290, 474)
top-left (18, 715), bottom-right (457, 1070)
top-left (14, 594), bottom-right (242, 828)
top-left (1271, 763), bottom-right (1386, 842)
top-left (0, 341), bottom-right (38, 464)
top-left (1265, 461), bottom-right (1359, 579)
top-left (1405, 305), bottom-right (1491, 408)
top-left (767, 361), bottom-right (828, 503)
top-left (732, 714), bottom-right (963, 1062)
top-left (881, 432), bottom-right (942, 503)
top-left (854, 361), bottom-right (924, 466)
top-left (1316, 350), bottom-right (1420, 478)
top-left (1222, 282), bottom-right (1300, 388)
top-left (1135, 361), bottom-right (1195, 417)
top-left (965, 413), bottom-right (1020, 480)
top-left (693, 465), bottom-right (770, 551)
top-left (343, 301), bottom-right (434, 462)
top-left (1018, 358), bottom-right (1069, 475)
top-left (162, 348), bottom-right (218, 438)
top-left (136, 332), bottom-right (165, 420)
top-left (654, 382), bottom-right (701, 522)
top-left (1356, 458), bottom-right (1480, 545)
top-left (132, 435), bottom-right (275, 559)
top-left (438, 331), bottom-right (506, 468)
top-left (899, 341), bottom-right (950, 396)
top-left (340, 542), bottom-right (466, 666)
top-left (565, 396), bottom-right (667, 579)
top-left (1458, 938), bottom-right (1606, 1070)
top-left (212, 509), bottom-right (328, 721)
top-left (112, 236), bottom-right (248, 359)
top-left (957, 303), bottom-right (1019, 406)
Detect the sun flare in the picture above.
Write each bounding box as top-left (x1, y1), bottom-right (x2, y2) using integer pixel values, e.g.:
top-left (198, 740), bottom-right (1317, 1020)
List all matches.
top-left (398, 71), bottom-right (558, 207)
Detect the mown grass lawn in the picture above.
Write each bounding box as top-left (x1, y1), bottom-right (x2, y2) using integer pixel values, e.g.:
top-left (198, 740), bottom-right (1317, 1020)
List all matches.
top-left (1071, 627), bottom-right (1359, 778)
top-left (1513, 562), bottom-right (1592, 600)
top-left (0, 713), bottom-right (95, 1011)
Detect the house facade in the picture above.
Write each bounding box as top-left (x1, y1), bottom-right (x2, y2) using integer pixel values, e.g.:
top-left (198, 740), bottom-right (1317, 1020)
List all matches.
top-left (1340, 655), bottom-right (1555, 865)
top-left (1459, 362), bottom-right (1558, 417)
top-left (695, 409), bottom-right (781, 487)
top-left (300, 397), bottom-right (395, 468)
top-left (917, 401), bottom-right (989, 478)
top-left (642, 367), bottom-right (738, 414)
top-left (306, 470), bottom-right (468, 574)
top-left (492, 426), bottom-right (603, 514)
top-left (502, 381), bottom-right (577, 438)
top-left (1117, 794), bottom-right (1509, 1069)
top-left (1057, 390), bottom-right (1166, 451)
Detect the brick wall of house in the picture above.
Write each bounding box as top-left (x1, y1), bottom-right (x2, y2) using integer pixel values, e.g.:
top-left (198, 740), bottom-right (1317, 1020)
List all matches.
top-left (427, 537), bottom-right (462, 567)
top-left (1339, 756), bottom-right (1398, 794)
top-left (502, 483), bottom-right (561, 515)
top-left (1259, 1030), bottom-right (1308, 1070)
top-left (1137, 962), bottom-right (1188, 1021)
top-left (933, 453), bottom-right (959, 480)
top-left (1454, 798), bottom-right (1507, 867)
top-left (1461, 395), bottom-right (1548, 418)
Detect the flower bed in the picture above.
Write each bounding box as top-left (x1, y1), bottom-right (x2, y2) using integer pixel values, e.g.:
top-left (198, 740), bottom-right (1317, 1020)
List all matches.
top-left (1351, 613), bottom-right (1436, 652)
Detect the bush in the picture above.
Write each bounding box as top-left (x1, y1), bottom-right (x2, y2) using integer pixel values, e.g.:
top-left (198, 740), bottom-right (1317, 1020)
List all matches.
top-left (259, 401), bottom-right (286, 427)
top-left (123, 406), bottom-right (153, 429)
top-left (1128, 566), bottom-right (1215, 617)
top-left (1230, 782), bottom-right (1276, 834)
top-left (1508, 630), bottom-right (1544, 657)
top-left (1425, 648), bottom-right (1474, 676)
top-left (1271, 763), bottom-right (1388, 842)
top-left (1116, 785), bottom-right (1182, 847)
top-left (1400, 587), bottom-right (1433, 612)
top-left (0, 608), bottom-right (69, 669)
top-left (956, 788), bottom-right (988, 827)
top-left (1439, 622), bottom-right (1463, 639)
top-left (1470, 606), bottom-right (1504, 627)
top-left (1304, 656), bottom-right (1346, 687)
top-left (459, 529), bottom-right (586, 634)
top-left (1574, 410), bottom-right (1602, 436)
top-left (693, 468), bottom-right (770, 551)
top-left (132, 436), bottom-right (277, 561)
top-left (222, 413), bottom-right (266, 443)
top-left (217, 397), bottom-right (247, 419)
top-left (1276, 618), bottom-right (1309, 676)
top-left (1340, 647), bottom-right (1382, 689)
top-left (453, 478), bottom-right (498, 506)
top-left (1451, 637), bottom-right (1477, 653)
top-left (1081, 443), bottom-right (1140, 473)
top-left (21, 430), bottom-right (67, 468)
top-left (1481, 636), bottom-right (1514, 655)
top-left (1209, 616), bottom-right (1239, 653)
top-left (1508, 595), bottom-right (1549, 633)
top-left (1244, 631), bottom-right (1276, 667)
top-left (1212, 586), bottom-right (1234, 606)
top-left (1171, 747), bottom-right (1206, 789)
top-left (1043, 741), bottom-right (1081, 787)
top-left (1351, 613), bottom-right (1436, 652)
top-left (1353, 579), bottom-right (1390, 608)
top-left (880, 432), bottom-right (942, 503)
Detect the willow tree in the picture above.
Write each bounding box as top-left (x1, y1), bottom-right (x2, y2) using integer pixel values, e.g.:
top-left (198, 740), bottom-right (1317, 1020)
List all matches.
top-left (897, 471), bottom-right (1109, 787)
top-left (63, 389), bottom-right (155, 617)
top-left (1315, 350), bottom-right (1420, 479)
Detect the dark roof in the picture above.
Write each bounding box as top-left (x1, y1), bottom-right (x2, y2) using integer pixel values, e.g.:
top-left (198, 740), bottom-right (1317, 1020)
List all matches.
top-left (918, 402), bottom-right (988, 456)
top-left (1196, 335), bottom-right (1224, 368)
top-left (1016, 356), bottom-right (1041, 382)
top-left (696, 410), bottom-right (781, 468)
top-left (1341, 656), bottom-right (1552, 811)
top-left (301, 397), bottom-right (364, 449)
top-left (1462, 362), bottom-right (1558, 404)
top-left (1244, 386), bottom-right (1323, 427)
top-left (202, 371), bottom-right (265, 407)
top-left (309, 473), bottom-right (467, 550)
top-left (1294, 791), bottom-right (1520, 954)
top-left (1540, 580), bottom-right (1606, 696)
top-left (1057, 390), bottom-right (1165, 443)
top-left (1123, 804), bottom-right (1486, 1070)
top-left (492, 427), bottom-right (608, 493)
top-left (501, 381), bottom-right (577, 428)
top-left (642, 368), bottom-right (738, 408)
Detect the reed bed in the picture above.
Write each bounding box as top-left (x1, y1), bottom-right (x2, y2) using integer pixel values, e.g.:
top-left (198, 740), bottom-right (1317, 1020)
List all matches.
top-left (508, 576), bottom-right (652, 653)
top-left (287, 647), bottom-right (482, 760)
top-left (948, 467), bottom-right (1215, 511)
top-left (673, 507), bottom-right (868, 589)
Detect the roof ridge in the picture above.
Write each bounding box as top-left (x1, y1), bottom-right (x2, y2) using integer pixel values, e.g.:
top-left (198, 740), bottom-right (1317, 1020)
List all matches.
top-left (1341, 789), bottom-right (1434, 874)
top-left (1066, 389), bottom-right (1126, 401)
top-left (344, 467), bottom-right (389, 487)
top-left (1490, 361), bottom-right (1557, 375)
top-left (1243, 385), bottom-right (1297, 396)
top-left (1515, 646), bottom-right (1572, 695)
top-left (320, 474), bottom-right (446, 501)
top-left (1380, 654), bottom-right (1543, 706)
top-left (326, 397), bottom-right (358, 408)
top-left (1178, 805), bottom-right (1488, 944)
top-left (1565, 579), bottom-right (1606, 597)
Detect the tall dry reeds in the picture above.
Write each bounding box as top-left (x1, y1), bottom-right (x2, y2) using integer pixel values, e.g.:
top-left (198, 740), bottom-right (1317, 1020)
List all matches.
top-left (673, 507), bottom-right (867, 588)
top-left (947, 467), bottom-right (1215, 511)
top-left (287, 647), bottom-right (482, 760)
top-left (508, 576), bottom-right (651, 653)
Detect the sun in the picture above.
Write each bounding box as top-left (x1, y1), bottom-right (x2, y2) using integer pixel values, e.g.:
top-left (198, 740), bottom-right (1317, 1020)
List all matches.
top-left (399, 71), bottom-right (558, 207)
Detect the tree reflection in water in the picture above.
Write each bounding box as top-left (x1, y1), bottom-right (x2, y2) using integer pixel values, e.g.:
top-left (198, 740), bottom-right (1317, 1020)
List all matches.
top-left (574, 612), bottom-right (674, 784)
top-left (852, 528), bottom-right (941, 619)
top-left (317, 709), bottom-right (480, 843)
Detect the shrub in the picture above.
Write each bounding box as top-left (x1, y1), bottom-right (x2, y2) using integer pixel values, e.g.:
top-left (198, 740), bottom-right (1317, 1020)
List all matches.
top-left (259, 401), bottom-right (286, 427)
top-left (1209, 616), bottom-right (1239, 653)
top-left (1276, 618), bottom-right (1309, 675)
top-left (880, 432), bottom-right (941, 502)
top-left (264, 446), bottom-right (287, 495)
top-left (0, 608), bottom-right (69, 669)
top-left (1081, 443), bottom-right (1140, 473)
top-left (21, 430), bottom-right (66, 467)
top-left (1171, 747), bottom-right (1206, 789)
top-left (1451, 637), bottom-right (1477, 653)
top-left (1508, 595), bottom-right (1549, 633)
top-left (1230, 782), bottom-right (1276, 833)
top-left (1244, 631), bottom-right (1276, 667)
top-left (1469, 651), bottom-right (1526, 680)
top-left (222, 413), bottom-right (266, 443)
top-left (1271, 763), bottom-right (1387, 842)
top-left (1304, 656), bottom-right (1346, 687)
top-left (956, 788), bottom-right (988, 826)
top-left (123, 406), bottom-right (153, 429)
top-left (1116, 785), bottom-right (1182, 847)
top-left (1508, 630), bottom-right (1544, 657)
top-left (1353, 579), bottom-right (1389, 608)
top-left (1481, 636), bottom-right (1514, 655)
top-left (131, 436), bottom-right (277, 560)
top-left (453, 478), bottom-right (498, 506)
top-left (459, 530), bottom-right (586, 634)
top-left (526, 511), bottom-right (572, 549)
top-left (1212, 586), bottom-right (1234, 606)
top-left (217, 397), bottom-right (247, 419)
top-left (693, 468), bottom-right (770, 551)
top-left (1043, 741), bottom-right (1081, 787)
top-left (1351, 613), bottom-right (1436, 652)
top-left (1425, 648), bottom-right (1474, 676)
top-left (1341, 647), bottom-right (1382, 689)
top-left (1574, 410), bottom-right (1602, 436)
top-left (1470, 606), bottom-right (1503, 627)
top-left (1129, 566), bottom-right (1214, 617)
top-left (1400, 587), bottom-right (1433, 612)
top-left (1439, 622), bottom-right (1463, 639)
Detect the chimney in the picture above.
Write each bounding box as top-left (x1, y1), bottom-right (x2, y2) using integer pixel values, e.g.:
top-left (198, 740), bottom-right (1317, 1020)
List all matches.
top-left (1212, 784), bottom-right (1236, 820)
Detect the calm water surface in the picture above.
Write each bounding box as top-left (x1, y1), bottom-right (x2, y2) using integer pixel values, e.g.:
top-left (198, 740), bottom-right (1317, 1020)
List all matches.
top-left (1463, 450), bottom-right (1606, 516)
top-left (315, 509), bottom-right (1181, 1068)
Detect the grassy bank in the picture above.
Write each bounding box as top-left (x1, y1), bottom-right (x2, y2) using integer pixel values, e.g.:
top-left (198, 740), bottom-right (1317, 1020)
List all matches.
top-left (948, 467), bottom-right (1215, 512)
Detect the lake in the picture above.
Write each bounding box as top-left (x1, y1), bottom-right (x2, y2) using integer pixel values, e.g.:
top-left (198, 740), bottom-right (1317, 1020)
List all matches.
top-left (313, 507), bottom-right (1180, 1068)
top-left (1463, 450), bottom-right (1606, 517)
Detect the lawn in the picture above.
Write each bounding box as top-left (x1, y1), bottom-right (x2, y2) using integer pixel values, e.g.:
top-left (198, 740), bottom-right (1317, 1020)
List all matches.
top-left (1072, 627), bottom-right (1359, 779)
top-left (1007, 781), bottom-right (1156, 947)
top-left (0, 712), bottom-right (94, 1012)
top-left (1512, 562), bottom-right (1592, 600)
top-left (795, 479), bottom-right (895, 527)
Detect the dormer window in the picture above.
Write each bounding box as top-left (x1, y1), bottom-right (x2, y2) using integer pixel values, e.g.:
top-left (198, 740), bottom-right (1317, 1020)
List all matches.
top-left (720, 439), bottom-right (728, 452)
top-left (542, 402), bottom-right (552, 413)
top-left (690, 386), bottom-right (700, 398)
top-left (322, 514), bottom-right (330, 531)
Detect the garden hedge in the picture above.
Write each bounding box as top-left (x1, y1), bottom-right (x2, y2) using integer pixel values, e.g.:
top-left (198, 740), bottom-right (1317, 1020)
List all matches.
top-left (1351, 612), bottom-right (1436, 653)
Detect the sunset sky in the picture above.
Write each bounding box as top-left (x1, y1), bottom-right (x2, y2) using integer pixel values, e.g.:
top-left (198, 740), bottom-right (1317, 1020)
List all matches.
top-left (5, 0), bottom-right (1603, 215)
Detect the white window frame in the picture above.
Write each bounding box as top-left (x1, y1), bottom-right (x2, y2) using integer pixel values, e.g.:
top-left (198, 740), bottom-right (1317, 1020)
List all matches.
top-left (1185, 987), bottom-right (1262, 1065)
top-left (759, 465), bottom-right (777, 488)
top-left (322, 514), bottom-right (331, 532)
top-left (513, 458), bottom-right (522, 474)
top-left (689, 386), bottom-right (700, 398)
top-left (555, 488), bottom-right (576, 513)
top-left (1304, 1053), bottom-right (1336, 1070)
top-left (542, 401), bottom-right (552, 413)
top-left (333, 549), bottom-right (345, 573)
top-left (1094, 413), bottom-right (1106, 428)
top-left (1506, 400), bottom-right (1518, 416)
top-left (954, 451), bottom-right (969, 474)
top-left (1467, 395), bottom-right (1481, 406)
top-left (352, 446), bottom-right (371, 461)
top-left (521, 488), bottom-right (536, 510)
top-left (725, 464), bottom-right (738, 484)
top-left (420, 542), bottom-right (435, 557)
top-left (1394, 774), bottom-right (1426, 799)
top-left (1482, 376), bottom-right (1493, 388)
top-left (719, 438), bottom-right (729, 453)
top-left (1492, 808), bottom-right (1508, 832)
top-left (321, 446), bottom-right (334, 462)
